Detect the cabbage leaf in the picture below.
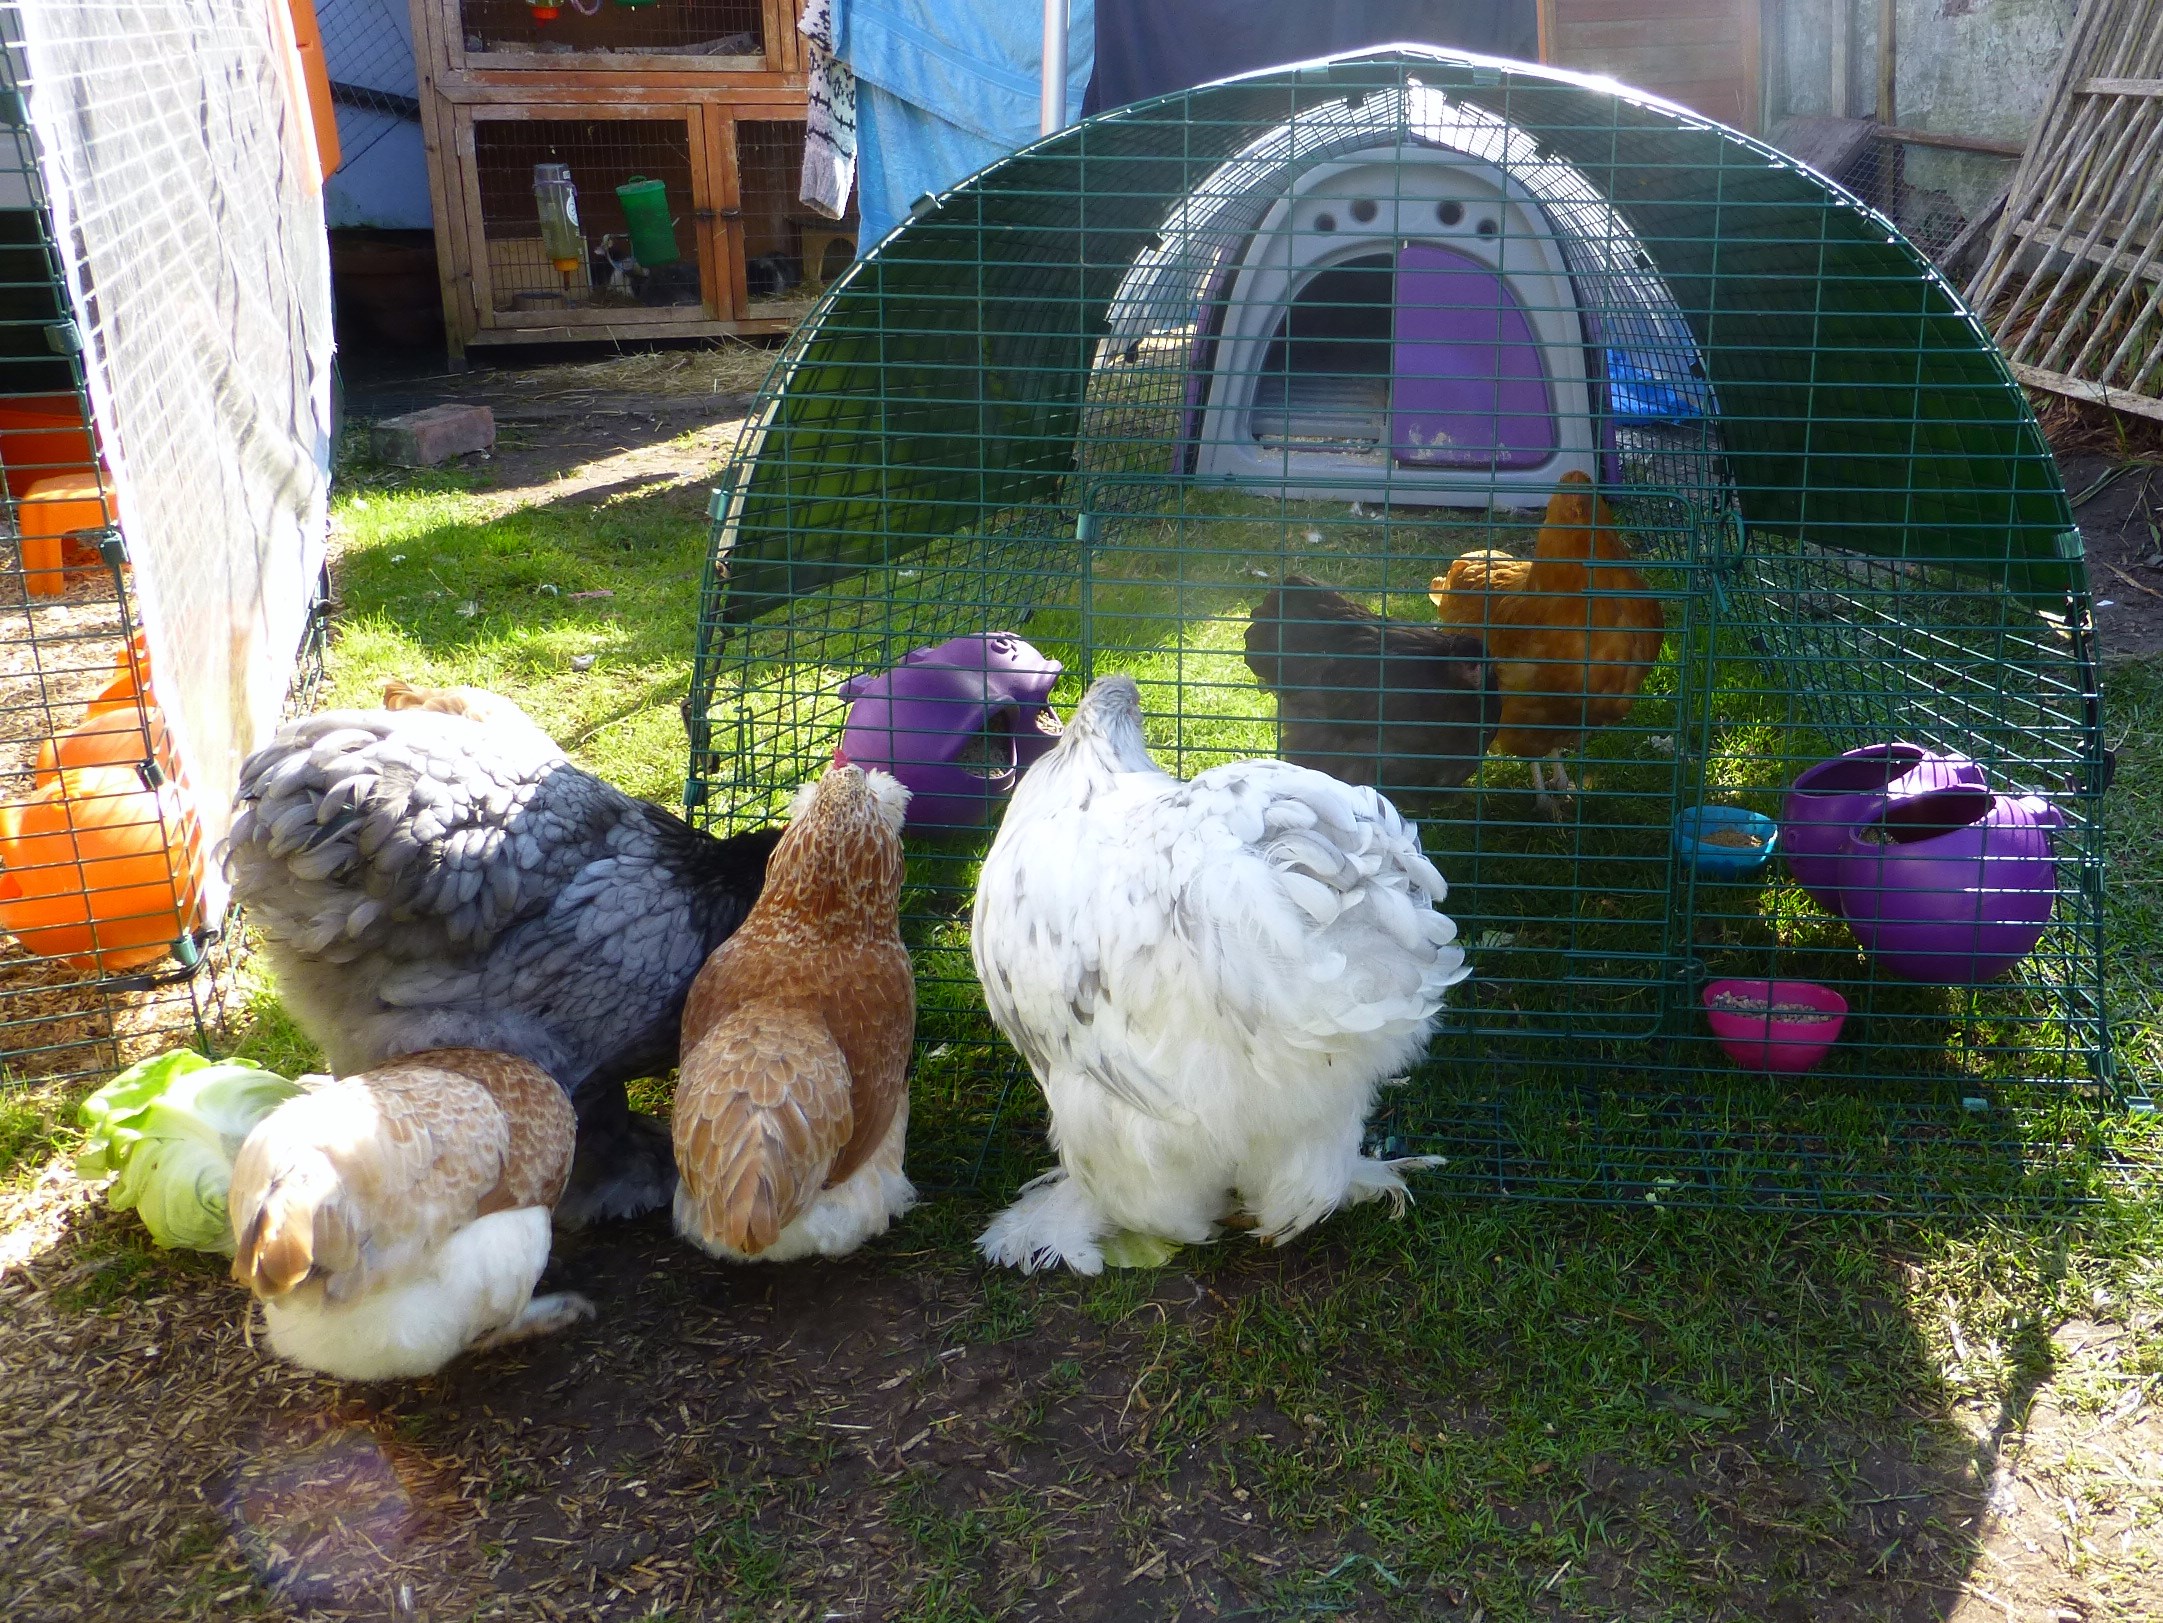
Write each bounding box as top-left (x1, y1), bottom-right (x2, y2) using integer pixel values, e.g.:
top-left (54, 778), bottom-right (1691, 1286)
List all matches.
top-left (75, 1049), bottom-right (304, 1254)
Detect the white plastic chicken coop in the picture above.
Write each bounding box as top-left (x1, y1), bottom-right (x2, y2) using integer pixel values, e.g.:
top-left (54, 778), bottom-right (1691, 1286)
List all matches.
top-left (687, 48), bottom-right (2122, 1213)
top-left (1115, 92), bottom-right (1711, 508)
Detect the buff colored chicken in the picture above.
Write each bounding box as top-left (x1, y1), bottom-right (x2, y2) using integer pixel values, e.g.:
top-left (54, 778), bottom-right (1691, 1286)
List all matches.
top-left (1428, 471), bottom-right (1666, 818)
top-left (228, 1047), bottom-right (589, 1380)
top-left (379, 677), bottom-right (563, 759)
top-left (671, 765), bottom-right (916, 1264)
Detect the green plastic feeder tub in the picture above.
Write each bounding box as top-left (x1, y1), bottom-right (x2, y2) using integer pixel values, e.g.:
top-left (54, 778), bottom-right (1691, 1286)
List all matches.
top-left (615, 176), bottom-right (679, 266)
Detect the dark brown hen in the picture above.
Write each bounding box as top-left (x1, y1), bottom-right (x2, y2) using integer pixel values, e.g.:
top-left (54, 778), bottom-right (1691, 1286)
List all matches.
top-left (1246, 574), bottom-right (1500, 795)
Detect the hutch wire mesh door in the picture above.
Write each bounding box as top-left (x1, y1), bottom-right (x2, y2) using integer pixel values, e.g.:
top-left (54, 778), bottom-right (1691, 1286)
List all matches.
top-left (415, 0), bottom-right (857, 358)
top-left (686, 48), bottom-right (2138, 1212)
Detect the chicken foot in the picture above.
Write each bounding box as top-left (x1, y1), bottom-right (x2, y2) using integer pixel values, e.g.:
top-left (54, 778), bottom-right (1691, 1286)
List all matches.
top-left (1529, 753), bottom-right (1576, 821)
top-left (470, 1291), bottom-right (597, 1355)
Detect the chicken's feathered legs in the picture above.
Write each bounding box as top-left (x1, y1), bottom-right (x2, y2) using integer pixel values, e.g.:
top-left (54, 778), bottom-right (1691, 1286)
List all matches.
top-left (1529, 751), bottom-right (1576, 821)
top-left (558, 1084), bottom-right (678, 1229)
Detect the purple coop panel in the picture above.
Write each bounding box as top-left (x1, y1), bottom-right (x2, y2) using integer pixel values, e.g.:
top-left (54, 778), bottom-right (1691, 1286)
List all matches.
top-left (1389, 243), bottom-right (1558, 469)
top-left (837, 633), bottom-right (1065, 832)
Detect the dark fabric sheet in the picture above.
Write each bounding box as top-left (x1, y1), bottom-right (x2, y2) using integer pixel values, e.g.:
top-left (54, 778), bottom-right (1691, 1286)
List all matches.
top-left (1082, 0), bottom-right (1538, 115)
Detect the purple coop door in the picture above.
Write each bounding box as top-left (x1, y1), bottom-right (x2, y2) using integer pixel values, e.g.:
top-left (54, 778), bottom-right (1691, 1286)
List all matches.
top-left (1389, 243), bottom-right (1557, 469)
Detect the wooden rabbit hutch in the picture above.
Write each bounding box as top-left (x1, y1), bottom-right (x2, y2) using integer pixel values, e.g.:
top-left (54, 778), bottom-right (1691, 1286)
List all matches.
top-left (412, 0), bottom-right (855, 358)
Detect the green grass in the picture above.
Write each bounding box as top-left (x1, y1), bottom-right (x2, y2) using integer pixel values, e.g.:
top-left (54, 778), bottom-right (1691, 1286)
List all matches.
top-left (327, 457), bottom-right (718, 805)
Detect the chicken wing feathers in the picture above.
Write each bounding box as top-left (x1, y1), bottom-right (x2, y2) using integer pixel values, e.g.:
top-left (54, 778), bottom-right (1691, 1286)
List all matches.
top-left (230, 1063), bottom-right (509, 1305)
top-left (228, 709), bottom-right (587, 962)
top-left (228, 1049), bottom-right (573, 1308)
top-left (673, 1002), bottom-right (855, 1256)
top-left (411, 1048), bottom-right (576, 1212)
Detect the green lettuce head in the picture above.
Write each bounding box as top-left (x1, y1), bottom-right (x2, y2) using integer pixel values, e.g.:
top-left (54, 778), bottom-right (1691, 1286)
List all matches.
top-left (75, 1049), bottom-right (304, 1254)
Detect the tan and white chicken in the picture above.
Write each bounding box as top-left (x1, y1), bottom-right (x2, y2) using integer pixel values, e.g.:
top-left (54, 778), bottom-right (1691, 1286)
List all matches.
top-left (229, 1047), bottom-right (590, 1380)
top-left (671, 765), bottom-right (917, 1263)
top-left (379, 676), bottom-right (565, 759)
top-left (972, 674), bottom-right (1467, 1275)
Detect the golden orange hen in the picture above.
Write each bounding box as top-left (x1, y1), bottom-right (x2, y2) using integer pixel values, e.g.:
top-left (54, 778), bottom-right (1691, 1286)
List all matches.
top-left (670, 764), bottom-right (916, 1263)
top-left (1428, 471), bottom-right (1666, 818)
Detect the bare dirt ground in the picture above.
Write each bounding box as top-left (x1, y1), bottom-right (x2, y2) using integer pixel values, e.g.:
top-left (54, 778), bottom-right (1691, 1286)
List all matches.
top-left (2060, 453), bottom-right (2163, 664)
top-left (6, 1160), bottom-right (2159, 1623)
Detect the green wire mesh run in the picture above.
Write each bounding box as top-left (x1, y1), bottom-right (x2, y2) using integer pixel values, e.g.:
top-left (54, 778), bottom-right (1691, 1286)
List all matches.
top-left (686, 48), bottom-right (2144, 1213)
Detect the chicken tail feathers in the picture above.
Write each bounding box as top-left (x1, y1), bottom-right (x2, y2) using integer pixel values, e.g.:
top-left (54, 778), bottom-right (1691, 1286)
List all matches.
top-left (671, 1003), bottom-right (854, 1260)
top-left (228, 1151), bottom-right (356, 1301)
top-left (230, 1178), bottom-right (317, 1297)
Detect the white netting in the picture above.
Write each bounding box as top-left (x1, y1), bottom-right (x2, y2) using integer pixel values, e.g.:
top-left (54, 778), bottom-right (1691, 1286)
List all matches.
top-left (9, 0), bottom-right (335, 918)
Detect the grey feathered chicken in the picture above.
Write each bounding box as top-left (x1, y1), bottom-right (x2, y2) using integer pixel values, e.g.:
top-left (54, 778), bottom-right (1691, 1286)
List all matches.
top-left (1246, 575), bottom-right (1500, 796)
top-left (225, 692), bottom-right (782, 1227)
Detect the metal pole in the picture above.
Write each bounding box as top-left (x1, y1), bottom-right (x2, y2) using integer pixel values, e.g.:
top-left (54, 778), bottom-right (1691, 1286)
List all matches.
top-left (1040, 0), bottom-right (1069, 135)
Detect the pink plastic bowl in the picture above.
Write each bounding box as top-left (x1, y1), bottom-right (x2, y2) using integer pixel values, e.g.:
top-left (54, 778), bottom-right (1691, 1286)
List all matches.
top-left (1703, 978), bottom-right (1849, 1074)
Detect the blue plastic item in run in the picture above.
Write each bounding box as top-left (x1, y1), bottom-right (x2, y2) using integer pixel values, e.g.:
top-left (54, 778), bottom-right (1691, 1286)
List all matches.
top-left (1605, 349), bottom-right (1709, 420)
top-left (1675, 805), bottom-right (1777, 880)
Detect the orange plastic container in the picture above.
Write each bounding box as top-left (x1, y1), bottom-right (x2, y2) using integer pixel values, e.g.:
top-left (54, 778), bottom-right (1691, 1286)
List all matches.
top-left (85, 631), bottom-right (153, 715)
top-left (0, 396), bottom-right (101, 499)
top-left (0, 764), bottom-right (200, 973)
top-left (34, 705), bottom-right (170, 787)
top-left (16, 472), bottom-right (108, 596)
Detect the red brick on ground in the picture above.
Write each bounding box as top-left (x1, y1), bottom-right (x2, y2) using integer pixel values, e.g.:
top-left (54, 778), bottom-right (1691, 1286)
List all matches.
top-left (372, 403), bottom-right (495, 467)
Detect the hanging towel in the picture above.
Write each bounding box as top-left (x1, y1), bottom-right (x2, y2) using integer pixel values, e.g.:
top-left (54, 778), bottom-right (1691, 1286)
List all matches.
top-left (834, 0), bottom-right (1092, 251)
top-left (798, 0), bottom-right (857, 220)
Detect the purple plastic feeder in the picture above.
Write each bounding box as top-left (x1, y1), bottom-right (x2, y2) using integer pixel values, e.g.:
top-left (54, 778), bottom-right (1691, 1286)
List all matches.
top-left (836, 633), bottom-right (1063, 831)
top-left (1837, 786), bottom-right (2062, 984)
top-left (1780, 742), bottom-right (1988, 912)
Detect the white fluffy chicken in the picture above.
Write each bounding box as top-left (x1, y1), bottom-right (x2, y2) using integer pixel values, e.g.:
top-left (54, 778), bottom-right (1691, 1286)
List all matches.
top-left (972, 675), bottom-right (1467, 1274)
top-left (228, 1047), bottom-right (590, 1380)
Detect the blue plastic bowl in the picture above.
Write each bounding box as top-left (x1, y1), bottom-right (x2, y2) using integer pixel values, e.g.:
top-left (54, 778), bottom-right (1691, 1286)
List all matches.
top-left (1676, 806), bottom-right (1777, 881)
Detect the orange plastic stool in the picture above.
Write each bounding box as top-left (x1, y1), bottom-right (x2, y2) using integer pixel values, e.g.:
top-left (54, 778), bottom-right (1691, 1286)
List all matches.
top-left (18, 473), bottom-right (108, 597)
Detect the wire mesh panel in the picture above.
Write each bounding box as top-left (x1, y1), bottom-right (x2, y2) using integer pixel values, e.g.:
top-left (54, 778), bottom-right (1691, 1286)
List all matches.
top-left (0, 89), bottom-right (216, 1084)
top-left (318, 0), bottom-right (422, 172)
top-left (737, 118), bottom-right (844, 319)
top-left (686, 48), bottom-right (2127, 1211)
top-left (459, 0), bottom-right (764, 60)
top-left (1837, 136), bottom-right (2015, 273)
top-left (473, 116), bottom-right (705, 315)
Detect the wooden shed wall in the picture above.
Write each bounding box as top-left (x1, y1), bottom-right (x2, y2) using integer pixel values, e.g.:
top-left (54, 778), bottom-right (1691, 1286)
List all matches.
top-left (1538, 0), bottom-right (1763, 134)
